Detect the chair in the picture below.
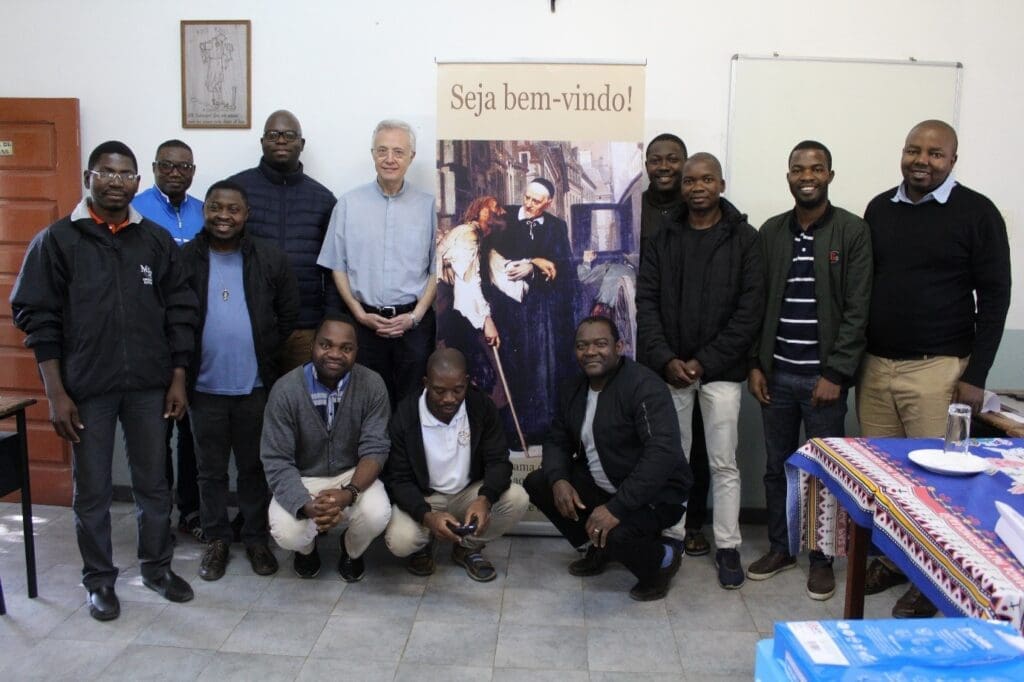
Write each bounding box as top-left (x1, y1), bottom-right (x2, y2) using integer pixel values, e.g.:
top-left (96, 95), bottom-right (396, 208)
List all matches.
top-left (0, 400), bottom-right (39, 614)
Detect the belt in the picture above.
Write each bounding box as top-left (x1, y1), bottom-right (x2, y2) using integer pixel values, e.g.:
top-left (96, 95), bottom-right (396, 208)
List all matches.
top-left (876, 353), bottom-right (943, 361)
top-left (361, 301), bottom-right (417, 318)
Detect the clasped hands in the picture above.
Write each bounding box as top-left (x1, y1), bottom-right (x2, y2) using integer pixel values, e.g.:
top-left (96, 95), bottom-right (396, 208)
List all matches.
top-left (303, 488), bottom-right (354, 533)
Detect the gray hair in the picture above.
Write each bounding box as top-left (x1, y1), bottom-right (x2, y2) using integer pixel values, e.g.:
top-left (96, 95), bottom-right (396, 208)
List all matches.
top-left (372, 119), bottom-right (416, 153)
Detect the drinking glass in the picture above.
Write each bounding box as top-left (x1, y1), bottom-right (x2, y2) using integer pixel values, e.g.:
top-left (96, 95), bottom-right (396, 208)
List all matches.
top-left (943, 403), bottom-right (972, 456)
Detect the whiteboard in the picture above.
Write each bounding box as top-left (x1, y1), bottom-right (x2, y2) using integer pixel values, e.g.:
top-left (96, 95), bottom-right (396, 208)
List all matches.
top-left (725, 55), bottom-right (962, 228)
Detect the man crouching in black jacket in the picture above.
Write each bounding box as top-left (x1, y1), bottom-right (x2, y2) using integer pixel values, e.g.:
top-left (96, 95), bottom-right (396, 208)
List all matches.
top-left (524, 316), bottom-right (692, 601)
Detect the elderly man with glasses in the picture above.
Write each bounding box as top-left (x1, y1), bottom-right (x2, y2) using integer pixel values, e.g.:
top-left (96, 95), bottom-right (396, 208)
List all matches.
top-left (318, 119), bottom-right (437, 409)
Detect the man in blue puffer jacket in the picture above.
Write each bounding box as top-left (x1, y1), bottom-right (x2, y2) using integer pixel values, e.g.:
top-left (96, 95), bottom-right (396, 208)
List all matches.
top-left (229, 109), bottom-right (338, 372)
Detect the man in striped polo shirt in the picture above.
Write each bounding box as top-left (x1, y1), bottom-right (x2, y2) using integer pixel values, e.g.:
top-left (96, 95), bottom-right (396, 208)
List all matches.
top-left (746, 140), bottom-right (873, 600)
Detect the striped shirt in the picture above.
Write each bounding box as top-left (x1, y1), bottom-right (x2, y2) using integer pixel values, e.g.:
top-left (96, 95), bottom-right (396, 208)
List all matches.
top-left (772, 205), bottom-right (832, 374)
top-left (304, 362), bottom-right (351, 429)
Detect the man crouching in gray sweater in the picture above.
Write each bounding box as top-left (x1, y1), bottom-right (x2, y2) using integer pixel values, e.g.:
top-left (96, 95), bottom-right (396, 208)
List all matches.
top-left (261, 313), bottom-right (392, 581)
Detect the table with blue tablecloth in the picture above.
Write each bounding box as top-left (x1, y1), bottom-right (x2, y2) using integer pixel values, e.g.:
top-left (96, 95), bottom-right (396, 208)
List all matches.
top-left (785, 437), bottom-right (1024, 630)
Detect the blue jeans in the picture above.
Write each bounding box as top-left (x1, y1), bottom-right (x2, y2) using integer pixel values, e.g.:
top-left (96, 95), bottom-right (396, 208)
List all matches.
top-left (761, 370), bottom-right (847, 560)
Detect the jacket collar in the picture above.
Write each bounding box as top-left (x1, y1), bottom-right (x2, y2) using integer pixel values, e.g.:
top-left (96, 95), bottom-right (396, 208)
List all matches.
top-left (257, 157), bottom-right (307, 187)
top-left (71, 196), bottom-right (144, 226)
top-left (669, 196), bottom-right (747, 234)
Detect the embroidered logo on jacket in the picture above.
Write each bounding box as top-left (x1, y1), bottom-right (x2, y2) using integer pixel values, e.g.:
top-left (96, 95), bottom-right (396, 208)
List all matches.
top-left (829, 250), bottom-right (840, 264)
top-left (140, 264), bottom-right (153, 285)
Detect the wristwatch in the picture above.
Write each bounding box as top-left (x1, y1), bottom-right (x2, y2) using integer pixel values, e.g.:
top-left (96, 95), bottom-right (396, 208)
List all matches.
top-left (343, 483), bottom-right (361, 502)
top-left (409, 312), bottom-right (419, 328)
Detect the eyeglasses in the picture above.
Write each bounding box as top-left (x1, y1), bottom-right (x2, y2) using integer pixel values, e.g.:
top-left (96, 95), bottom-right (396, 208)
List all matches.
top-left (88, 170), bottom-right (139, 183)
top-left (373, 146), bottom-right (409, 160)
top-left (155, 160), bottom-right (195, 173)
top-left (264, 130), bottom-right (300, 142)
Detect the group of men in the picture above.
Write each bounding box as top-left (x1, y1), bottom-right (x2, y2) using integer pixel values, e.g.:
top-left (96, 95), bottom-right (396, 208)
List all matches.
top-left (633, 120), bottom-right (1010, 618)
top-left (8, 113), bottom-right (1011, 622)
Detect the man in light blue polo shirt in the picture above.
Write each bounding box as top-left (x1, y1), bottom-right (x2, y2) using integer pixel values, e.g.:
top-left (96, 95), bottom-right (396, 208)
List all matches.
top-left (318, 119), bottom-right (437, 408)
top-left (133, 139), bottom-right (205, 543)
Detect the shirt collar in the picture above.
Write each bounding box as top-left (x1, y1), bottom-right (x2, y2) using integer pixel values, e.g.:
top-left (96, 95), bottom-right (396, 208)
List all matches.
top-left (150, 185), bottom-right (194, 210)
top-left (374, 178), bottom-right (407, 198)
top-left (517, 207), bottom-right (544, 224)
top-left (306, 362), bottom-right (351, 396)
top-left (892, 174), bottom-right (957, 205)
top-left (73, 197), bottom-right (144, 232)
top-left (418, 390), bottom-right (467, 428)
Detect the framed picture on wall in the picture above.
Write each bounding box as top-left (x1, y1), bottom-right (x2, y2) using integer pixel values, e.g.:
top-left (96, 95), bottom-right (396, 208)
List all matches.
top-left (180, 20), bottom-right (251, 128)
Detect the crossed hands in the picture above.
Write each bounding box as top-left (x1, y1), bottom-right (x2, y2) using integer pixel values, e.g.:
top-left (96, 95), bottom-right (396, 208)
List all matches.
top-left (303, 488), bottom-right (352, 533)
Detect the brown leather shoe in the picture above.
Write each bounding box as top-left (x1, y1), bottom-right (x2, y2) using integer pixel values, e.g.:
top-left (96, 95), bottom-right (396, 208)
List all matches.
top-left (246, 543), bottom-right (279, 576)
top-left (746, 550), bottom-right (797, 580)
top-left (199, 539), bottom-right (229, 581)
top-left (806, 563), bottom-right (836, 600)
top-left (406, 543), bottom-right (436, 576)
top-left (864, 558), bottom-right (909, 595)
top-left (892, 586), bottom-right (938, 618)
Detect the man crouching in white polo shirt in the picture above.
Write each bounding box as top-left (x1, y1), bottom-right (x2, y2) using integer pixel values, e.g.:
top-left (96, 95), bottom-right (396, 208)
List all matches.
top-left (383, 348), bottom-right (529, 581)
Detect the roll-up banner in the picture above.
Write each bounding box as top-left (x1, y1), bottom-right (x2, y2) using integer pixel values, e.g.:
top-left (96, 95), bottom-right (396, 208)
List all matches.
top-left (435, 61), bottom-right (645, 532)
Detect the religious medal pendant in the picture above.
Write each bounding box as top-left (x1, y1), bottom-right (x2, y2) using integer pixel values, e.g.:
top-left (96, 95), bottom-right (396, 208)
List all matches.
top-left (221, 288), bottom-right (230, 301)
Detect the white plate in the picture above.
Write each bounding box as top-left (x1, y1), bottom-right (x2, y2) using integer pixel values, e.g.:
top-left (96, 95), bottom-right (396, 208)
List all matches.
top-left (908, 449), bottom-right (989, 476)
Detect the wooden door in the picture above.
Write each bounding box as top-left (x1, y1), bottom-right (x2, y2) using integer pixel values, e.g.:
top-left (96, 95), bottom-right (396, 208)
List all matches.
top-left (0, 98), bottom-right (81, 505)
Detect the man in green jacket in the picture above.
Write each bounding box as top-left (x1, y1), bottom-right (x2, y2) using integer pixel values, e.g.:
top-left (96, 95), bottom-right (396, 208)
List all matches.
top-left (746, 140), bottom-right (872, 601)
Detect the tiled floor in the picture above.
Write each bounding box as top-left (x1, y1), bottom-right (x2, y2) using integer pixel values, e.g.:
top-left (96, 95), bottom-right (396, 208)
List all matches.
top-left (0, 501), bottom-right (905, 680)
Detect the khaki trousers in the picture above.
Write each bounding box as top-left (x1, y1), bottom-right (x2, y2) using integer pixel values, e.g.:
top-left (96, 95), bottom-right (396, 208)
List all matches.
top-left (856, 354), bottom-right (968, 438)
top-left (384, 481), bottom-right (529, 555)
top-left (268, 470), bottom-right (391, 558)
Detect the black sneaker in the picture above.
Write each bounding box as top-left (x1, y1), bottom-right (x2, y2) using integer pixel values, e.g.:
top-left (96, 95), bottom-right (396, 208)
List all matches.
top-left (807, 562), bottom-right (836, 601)
top-left (568, 544), bottom-right (609, 577)
top-left (293, 545), bottom-right (321, 579)
top-left (715, 548), bottom-right (745, 590)
top-left (892, 585), bottom-right (938, 618)
top-left (337, 532), bottom-right (365, 582)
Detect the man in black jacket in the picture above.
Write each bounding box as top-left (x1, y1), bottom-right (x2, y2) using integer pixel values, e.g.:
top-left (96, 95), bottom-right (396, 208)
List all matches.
top-left (383, 348), bottom-right (528, 581)
top-left (10, 141), bottom-right (199, 621)
top-left (524, 316), bottom-right (692, 601)
top-left (181, 180), bottom-right (299, 581)
top-left (228, 110), bottom-right (337, 373)
top-left (636, 153), bottom-right (764, 590)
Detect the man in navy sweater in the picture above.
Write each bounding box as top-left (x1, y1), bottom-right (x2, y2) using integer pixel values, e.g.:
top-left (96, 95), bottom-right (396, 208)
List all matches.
top-left (858, 119), bottom-right (1011, 617)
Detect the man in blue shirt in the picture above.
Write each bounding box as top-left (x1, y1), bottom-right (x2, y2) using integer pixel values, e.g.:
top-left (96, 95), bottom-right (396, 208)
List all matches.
top-left (181, 180), bottom-right (299, 581)
top-left (133, 139), bottom-right (205, 543)
top-left (318, 119), bottom-right (437, 408)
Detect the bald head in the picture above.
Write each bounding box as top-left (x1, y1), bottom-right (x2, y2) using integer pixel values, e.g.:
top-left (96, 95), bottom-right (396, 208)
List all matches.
top-left (424, 348), bottom-right (469, 423)
top-left (426, 348), bottom-right (468, 379)
top-left (908, 119), bottom-right (958, 154)
top-left (261, 109), bottom-right (305, 172)
top-left (683, 152), bottom-right (723, 178)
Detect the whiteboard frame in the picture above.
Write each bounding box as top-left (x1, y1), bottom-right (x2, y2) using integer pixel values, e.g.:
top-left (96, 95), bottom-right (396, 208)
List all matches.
top-left (724, 53), bottom-right (962, 224)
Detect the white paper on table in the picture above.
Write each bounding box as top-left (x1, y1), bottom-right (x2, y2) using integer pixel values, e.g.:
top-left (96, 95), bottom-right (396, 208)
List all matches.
top-left (982, 391), bottom-right (1001, 413)
top-left (996, 395), bottom-right (1024, 424)
top-left (995, 501), bottom-right (1024, 566)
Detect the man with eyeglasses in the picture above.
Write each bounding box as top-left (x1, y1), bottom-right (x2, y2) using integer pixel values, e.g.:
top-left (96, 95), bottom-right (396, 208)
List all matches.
top-left (318, 119), bottom-right (437, 408)
top-left (133, 139), bottom-right (205, 544)
top-left (229, 110), bottom-right (338, 374)
top-left (11, 141), bottom-right (199, 621)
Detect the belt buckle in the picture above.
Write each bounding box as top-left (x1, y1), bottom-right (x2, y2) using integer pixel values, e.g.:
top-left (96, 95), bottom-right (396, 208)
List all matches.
top-left (380, 305), bottom-right (397, 319)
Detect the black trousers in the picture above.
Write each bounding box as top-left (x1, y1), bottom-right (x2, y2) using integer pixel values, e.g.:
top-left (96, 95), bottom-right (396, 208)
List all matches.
top-left (524, 464), bottom-right (683, 585)
top-left (189, 389), bottom-right (270, 545)
top-left (164, 412), bottom-right (199, 520)
top-left (353, 308), bottom-right (436, 409)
